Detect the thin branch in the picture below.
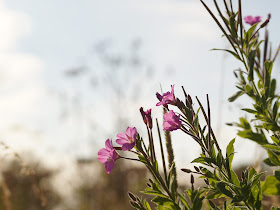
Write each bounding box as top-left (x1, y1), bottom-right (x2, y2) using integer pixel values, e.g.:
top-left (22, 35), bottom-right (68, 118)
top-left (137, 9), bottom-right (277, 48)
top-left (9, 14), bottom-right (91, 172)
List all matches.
top-left (200, 0), bottom-right (240, 57)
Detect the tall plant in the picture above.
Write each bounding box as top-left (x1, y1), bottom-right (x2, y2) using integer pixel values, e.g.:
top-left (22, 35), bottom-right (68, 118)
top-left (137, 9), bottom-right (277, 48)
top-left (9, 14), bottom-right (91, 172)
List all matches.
top-left (97, 0), bottom-right (280, 209)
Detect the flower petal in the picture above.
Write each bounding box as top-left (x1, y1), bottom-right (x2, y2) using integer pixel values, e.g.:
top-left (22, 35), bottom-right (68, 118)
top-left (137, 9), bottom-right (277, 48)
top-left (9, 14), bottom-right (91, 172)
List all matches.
top-left (116, 132), bottom-right (127, 140)
top-left (98, 148), bottom-right (110, 156)
top-left (105, 139), bottom-right (114, 150)
top-left (105, 160), bottom-right (114, 174)
top-left (122, 142), bottom-right (135, 151)
top-left (116, 138), bottom-right (129, 146)
top-left (98, 155), bottom-right (108, 164)
top-left (126, 127), bottom-right (137, 139)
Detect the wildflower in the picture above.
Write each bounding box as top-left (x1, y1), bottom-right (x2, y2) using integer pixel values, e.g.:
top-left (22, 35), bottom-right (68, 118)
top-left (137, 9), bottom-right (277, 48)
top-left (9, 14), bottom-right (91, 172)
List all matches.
top-left (163, 110), bottom-right (181, 131)
top-left (244, 16), bottom-right (262, 25)
top-left (98, 139), bottom-right (120, 174)
top-left (116, 127), bottom-right (137, 151)
top-left (140, 107), bottom-right (153, 128)
top-left (156, 84), bottom-right (176, 106)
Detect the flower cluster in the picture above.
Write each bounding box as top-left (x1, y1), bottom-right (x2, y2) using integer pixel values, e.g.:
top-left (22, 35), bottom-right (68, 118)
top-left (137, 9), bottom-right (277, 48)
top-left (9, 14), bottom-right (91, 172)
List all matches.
top-left (97, 127), bottom-right (137, 174)
top-left (98, 84), bottom-right (182, 174)
top-left (156, 84), bottom-right (181, 131)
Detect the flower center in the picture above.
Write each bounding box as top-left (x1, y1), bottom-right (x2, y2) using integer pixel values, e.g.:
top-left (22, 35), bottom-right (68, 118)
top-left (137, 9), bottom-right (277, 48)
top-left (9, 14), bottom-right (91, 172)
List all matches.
top-left (126, 135), bottom-right (134, 143)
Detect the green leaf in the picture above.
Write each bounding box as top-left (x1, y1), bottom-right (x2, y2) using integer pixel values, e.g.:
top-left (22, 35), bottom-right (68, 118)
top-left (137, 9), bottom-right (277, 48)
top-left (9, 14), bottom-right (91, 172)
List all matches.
top-left (216, 182), bottom-right (233, 198)
top-left (241, 108), bottom-right (257, 114)
top-left (191, 157), bottom-right (212, 165)
top-left (267, 150), bottom-right (280, 166)
top-left (262, 175), bottom-right (280, 195)
top-left (217, 151), bottom-right (223, 168)
top-left (152, 197), bottom-right (180, 210)
top-left (138, 155), bottom-right (148, 164)
top-left (211, 49), bottom-right (240, 60)
top-left (229, 16), bottom-right (238, 38)
top-left (262, 144), bottom-right (280, 152)
top-left (141, 189), bottom-right (168, 198)
top-left (271, 135), bottom-right (280, 146)
top-left (199, 167), bottom-right (215, 179)
top-left (247, 50), bottom-right (256, 81)
top-left (230, 170), bottom-right (240, 187)
top-left (143, 200), bottom-right (152, 210)
top-left (273, 101), bottom-right (279, 121)
top-left (263, 157), bottom-right (278, 166)
top-left (274, 170), bottom-right (280, 182)
top-left (237, 130), bottom-right (268, 145)
top-left (178, 194), bottom-right (190, 209)
top-left (264, 60), bottom-right (273, 97)
top-left (270, 79), bottom-right (276, 96)
top-left (228, 91), bottom-right (244, 102)
top-left (226, 138), bottom-right (235, 168)
top-left (245, 23), bottom-right (258, 43)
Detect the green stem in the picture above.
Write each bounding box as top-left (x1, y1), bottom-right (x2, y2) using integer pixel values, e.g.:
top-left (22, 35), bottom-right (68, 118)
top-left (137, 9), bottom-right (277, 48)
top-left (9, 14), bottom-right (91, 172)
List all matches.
top-left (156, 118), bottom-right (168, 185)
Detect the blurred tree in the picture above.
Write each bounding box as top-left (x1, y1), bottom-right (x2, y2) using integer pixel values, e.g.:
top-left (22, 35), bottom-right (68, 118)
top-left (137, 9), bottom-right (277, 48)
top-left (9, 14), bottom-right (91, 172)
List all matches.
top-left (0, 159), bottom-right (60, 210)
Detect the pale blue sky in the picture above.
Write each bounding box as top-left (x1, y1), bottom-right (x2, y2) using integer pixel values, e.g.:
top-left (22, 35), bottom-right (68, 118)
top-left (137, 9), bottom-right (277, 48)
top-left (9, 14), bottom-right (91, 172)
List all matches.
top-left (0, 0), bottom-right (279, 166)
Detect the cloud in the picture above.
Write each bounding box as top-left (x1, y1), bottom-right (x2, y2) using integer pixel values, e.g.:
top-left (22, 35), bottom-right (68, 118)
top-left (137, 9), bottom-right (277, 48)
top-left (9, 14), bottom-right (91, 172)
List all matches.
top-left (0, 1), bottom-right (31, 51)
top-left (0, 1), bottom-right (47, 150)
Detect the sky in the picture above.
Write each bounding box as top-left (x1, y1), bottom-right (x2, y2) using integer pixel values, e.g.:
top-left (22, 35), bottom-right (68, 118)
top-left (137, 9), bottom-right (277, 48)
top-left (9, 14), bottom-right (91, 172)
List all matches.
top-left (0, 0), bottom-right (279, 168)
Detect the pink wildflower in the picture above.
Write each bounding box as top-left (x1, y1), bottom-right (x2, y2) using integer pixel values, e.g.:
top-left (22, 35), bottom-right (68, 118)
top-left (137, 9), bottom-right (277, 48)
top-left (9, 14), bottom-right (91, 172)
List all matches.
top-left (244, 16), bottom-right (262, 25)
top-left (116, 127), bottom-right (137, 151)
top-left (163, 110), bottom-right (181, 131)
top-left (140, 107), bottom-right (153, 128)
top-left (156, 84), bottom-right (176, 106)
top-left (98, 139), bottom-right (120, 174)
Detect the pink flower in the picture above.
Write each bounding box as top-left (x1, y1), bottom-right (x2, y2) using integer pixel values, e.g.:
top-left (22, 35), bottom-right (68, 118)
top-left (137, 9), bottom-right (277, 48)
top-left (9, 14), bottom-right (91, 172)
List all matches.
top-left (163, 110), bottom-right (181, 131)
top-left (98, 139), bottom-right (120, 174)
top-left (116, 127), bottom-right (137, 151)
top-left (156, 84), bottom-right (176, 106)
top-left (140, 107), bottom-right (153, 128)
top-left (244, 16), bottom-right (262, 25)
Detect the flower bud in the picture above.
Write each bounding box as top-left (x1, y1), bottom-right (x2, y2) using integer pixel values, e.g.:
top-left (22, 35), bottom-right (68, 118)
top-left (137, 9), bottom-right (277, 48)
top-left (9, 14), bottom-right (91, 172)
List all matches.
top-left (194, 166), bottom-right (200, 172)
top-left (181, 168), bottom-right (192, 173)
top-left (209, 200), bottom-right (216, 208)
top-left (140, 107), bottom-right (153, 129)
top-left (260, 14), bottom-right (271, 28)
top-left (191, 174), bottom-right (194, 184)
top-left (140, 107), bottom-right (147, 124)
top-left (129, 201), bottom-right (139, 208)
top-left (128, 192), bottom-right (136, 201)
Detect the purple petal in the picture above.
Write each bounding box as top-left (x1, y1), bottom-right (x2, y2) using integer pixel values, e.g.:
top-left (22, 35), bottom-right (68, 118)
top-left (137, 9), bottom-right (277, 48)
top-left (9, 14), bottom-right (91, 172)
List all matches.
top-left (122, 142), bottom-right (135, 151)
top-left (116, 138), bottom-right (129, 146)
top-left (156, 92), bottom-right (162, 101)
top-left (98, 148), bottom-right (110, 156)
top-left (111, 150), bottom-right (120, 160)
top-left (156, 101), bottom-right (164, 106)
top-left (126, 127), bottom-right (137, 139)
top-left (163, 122), bottom-right (171, 130)
top-left (105, 139), bottom-right (113, 150)
top-left (116, 132), bottom-right (127, 140)
top-left (104, 160), bottom-right (114, 174)
top-left (98, 155), bottom-right (108, 164)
